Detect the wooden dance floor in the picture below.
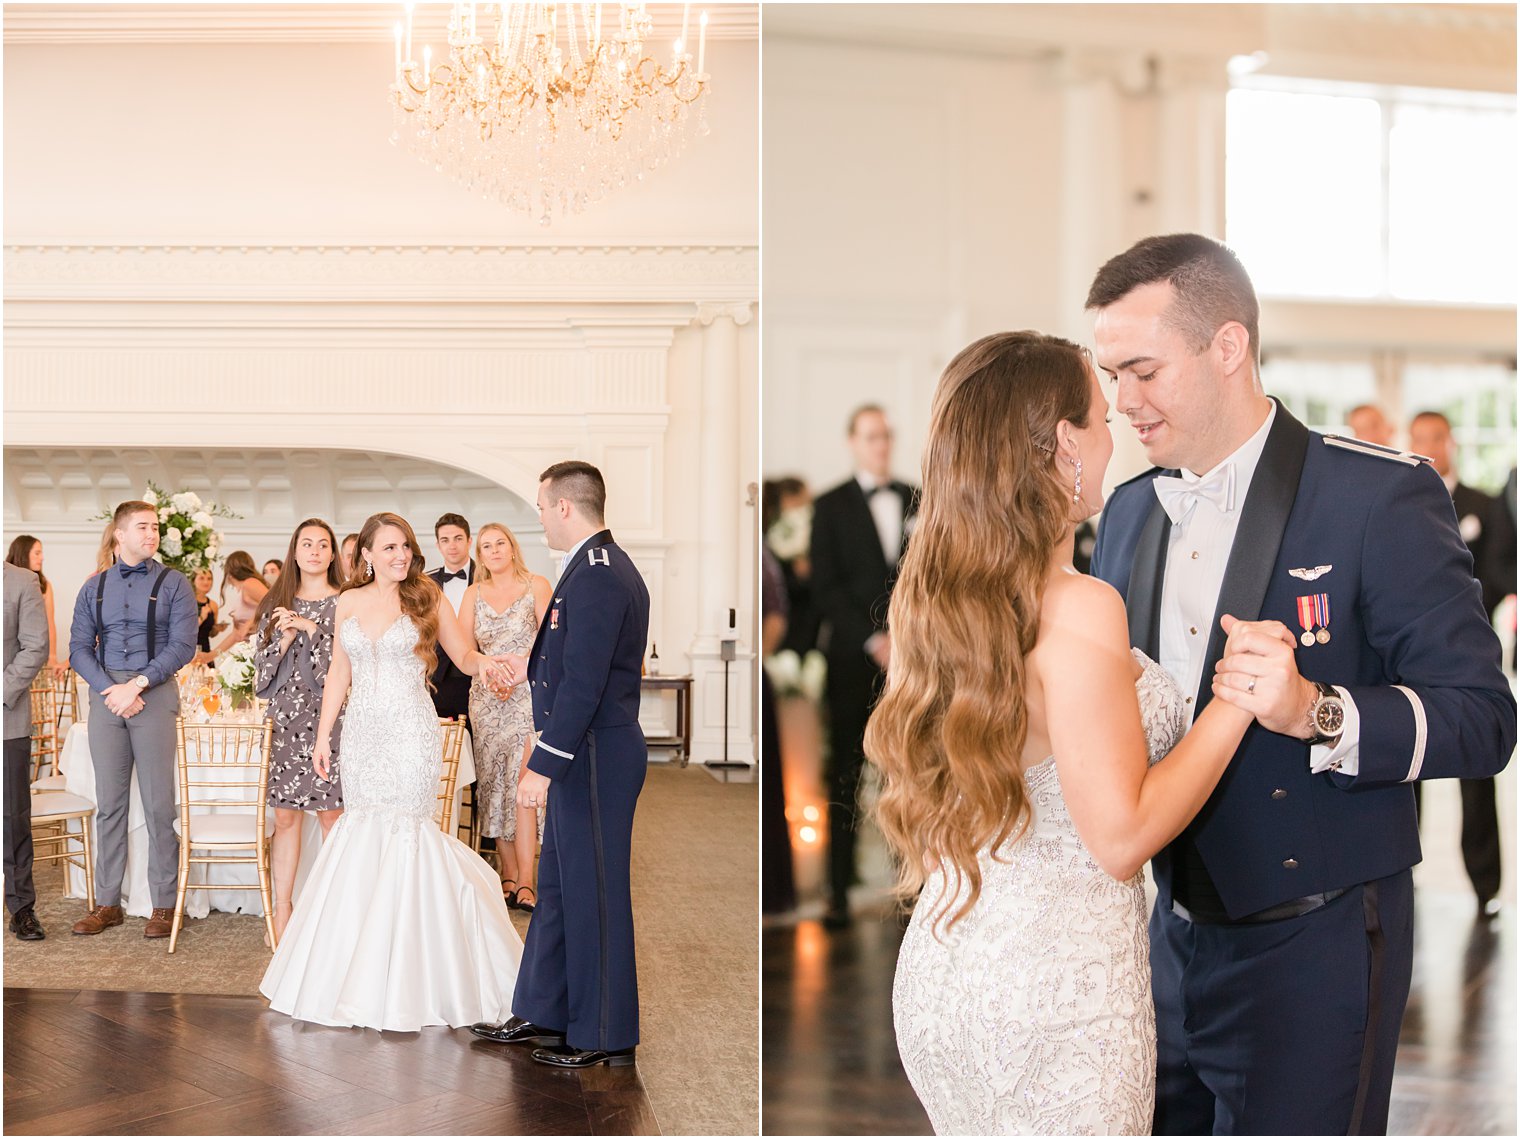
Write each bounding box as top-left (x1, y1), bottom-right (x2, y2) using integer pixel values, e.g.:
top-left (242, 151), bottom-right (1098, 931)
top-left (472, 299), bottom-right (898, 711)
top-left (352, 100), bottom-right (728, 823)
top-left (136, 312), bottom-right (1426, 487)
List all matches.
top-left (762, 887), bottom-right (1516, 1135)
top-left (3, 988), bottom-right (657, 1135)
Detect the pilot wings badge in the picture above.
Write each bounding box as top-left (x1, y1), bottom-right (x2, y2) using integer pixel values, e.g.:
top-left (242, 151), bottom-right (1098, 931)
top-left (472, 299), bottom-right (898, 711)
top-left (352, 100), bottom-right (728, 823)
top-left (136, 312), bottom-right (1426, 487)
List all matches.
top-left (1289, 565), bottom-right (1333, 582)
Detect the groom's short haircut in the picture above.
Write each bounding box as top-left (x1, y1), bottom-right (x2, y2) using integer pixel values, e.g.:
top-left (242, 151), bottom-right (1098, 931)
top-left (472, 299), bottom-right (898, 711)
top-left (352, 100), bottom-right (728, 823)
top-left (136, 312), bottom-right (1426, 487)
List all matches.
top-left (1085, 233), bottom-right (1260, 365)
top-left (540, 461), bottom-right (607, 524)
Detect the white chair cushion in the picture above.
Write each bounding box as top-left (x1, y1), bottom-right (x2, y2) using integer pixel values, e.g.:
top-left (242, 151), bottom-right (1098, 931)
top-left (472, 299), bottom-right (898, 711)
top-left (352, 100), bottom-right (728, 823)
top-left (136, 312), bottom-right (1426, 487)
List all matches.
top-left (31, 774), bottom-right (67, 792)
top-left (30, 790), bottom-right (95, 817)
top-left (173, 813), bottom-right (264, 845)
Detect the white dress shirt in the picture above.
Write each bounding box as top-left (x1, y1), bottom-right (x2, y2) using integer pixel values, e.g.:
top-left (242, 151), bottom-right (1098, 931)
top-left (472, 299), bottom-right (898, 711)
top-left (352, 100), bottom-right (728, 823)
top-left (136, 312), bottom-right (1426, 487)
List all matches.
top-left (438, 562), bottom-right (470, 616)
top-left (1155, 403), bottom-right (1360, 774)
top-left (857, 473), bottom-right (903, 567)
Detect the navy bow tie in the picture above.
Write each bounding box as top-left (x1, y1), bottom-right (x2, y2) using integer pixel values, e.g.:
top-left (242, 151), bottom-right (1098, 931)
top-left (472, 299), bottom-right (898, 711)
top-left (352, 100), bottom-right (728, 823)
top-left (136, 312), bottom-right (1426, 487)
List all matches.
top-left (440, 569), bottom-right (467, 582)
top-left (118, 561), bottom-right (150, 578)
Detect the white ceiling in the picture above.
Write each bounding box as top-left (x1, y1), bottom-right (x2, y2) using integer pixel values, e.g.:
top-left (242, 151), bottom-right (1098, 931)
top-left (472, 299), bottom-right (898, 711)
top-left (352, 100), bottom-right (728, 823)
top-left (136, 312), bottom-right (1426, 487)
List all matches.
top-left (2, 3), bottom-right (758, 43)
top-left (2, 445), bottom-right (537, 537)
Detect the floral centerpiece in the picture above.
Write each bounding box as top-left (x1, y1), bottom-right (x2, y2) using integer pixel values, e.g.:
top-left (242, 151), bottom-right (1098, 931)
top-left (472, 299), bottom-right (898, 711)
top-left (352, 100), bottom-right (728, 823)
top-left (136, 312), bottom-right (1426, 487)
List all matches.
top-left (102, 482), bottom-right (239, 576)
top-left (215, 641), bottom-right (258, 710)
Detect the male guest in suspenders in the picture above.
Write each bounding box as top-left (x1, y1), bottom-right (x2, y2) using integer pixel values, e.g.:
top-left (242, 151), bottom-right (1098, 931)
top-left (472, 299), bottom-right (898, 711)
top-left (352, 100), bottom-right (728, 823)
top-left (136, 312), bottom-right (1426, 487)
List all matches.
top-left (428, 513), bottom-right (476, 722)
top-left (4, 562), bottom-right (51, 940)
top-left (1087, 234), bottom-right (1515, 1135)
top-left (810, 405), bottom-right (919, 928)
top-left (470, 461), bottom-right (650, 1068)
top-left (68, 501), bottom-right (198, 938)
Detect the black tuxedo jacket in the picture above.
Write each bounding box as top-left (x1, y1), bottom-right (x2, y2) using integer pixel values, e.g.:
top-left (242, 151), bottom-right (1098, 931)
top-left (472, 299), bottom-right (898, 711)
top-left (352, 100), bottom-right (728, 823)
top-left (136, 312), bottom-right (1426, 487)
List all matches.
top-left (809, 477), bottom-right (919, 685)
top-left (1451, 481), bottom-right (1500, 613)
top-left (428, 559), bottom-right (475, 719)
top-left (1091, 404), bottom-right (1515, 918)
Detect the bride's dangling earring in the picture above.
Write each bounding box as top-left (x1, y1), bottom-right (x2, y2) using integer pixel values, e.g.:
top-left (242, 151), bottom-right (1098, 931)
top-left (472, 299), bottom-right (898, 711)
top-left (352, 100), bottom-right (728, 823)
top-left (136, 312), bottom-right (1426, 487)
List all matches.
top-left (364, 559), bottom-right (373, 579)
top-left (1073, 457), bottom-right (1084, 504)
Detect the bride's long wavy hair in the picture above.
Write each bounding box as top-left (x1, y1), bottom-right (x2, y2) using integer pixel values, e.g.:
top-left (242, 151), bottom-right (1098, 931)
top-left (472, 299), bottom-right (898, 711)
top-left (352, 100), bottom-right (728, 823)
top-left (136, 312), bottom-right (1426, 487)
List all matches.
top-left (341, 512), bottom-right (442, 684)
top-left (864, 331), bottom-right (1094, 933)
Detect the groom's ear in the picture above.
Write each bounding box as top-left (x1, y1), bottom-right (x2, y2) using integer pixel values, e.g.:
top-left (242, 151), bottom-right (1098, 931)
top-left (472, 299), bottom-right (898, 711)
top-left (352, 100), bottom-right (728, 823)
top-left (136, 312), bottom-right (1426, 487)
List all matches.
top-left (1213, 320), bottom-right (1251, 378)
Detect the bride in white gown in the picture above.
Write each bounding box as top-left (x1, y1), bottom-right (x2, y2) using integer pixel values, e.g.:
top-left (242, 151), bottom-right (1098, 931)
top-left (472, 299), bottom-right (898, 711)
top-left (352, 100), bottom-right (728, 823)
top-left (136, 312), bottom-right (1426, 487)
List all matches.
top-left (260, 512), bottom-right (523, 1032)
top-left (867, 333), bottom-right (1271, 1134)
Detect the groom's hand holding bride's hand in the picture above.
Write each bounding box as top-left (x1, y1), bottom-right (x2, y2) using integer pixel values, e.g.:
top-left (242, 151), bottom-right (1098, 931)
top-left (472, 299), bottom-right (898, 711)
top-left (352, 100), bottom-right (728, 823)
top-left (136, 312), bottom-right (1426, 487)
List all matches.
top-left (1212, 614), bottom-right (1318, 737)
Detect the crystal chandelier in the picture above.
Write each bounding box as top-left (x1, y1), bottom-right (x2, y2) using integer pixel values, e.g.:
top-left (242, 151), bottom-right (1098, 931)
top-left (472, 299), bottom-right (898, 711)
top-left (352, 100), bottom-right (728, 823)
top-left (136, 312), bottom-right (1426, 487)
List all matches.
top-left (391, 3), bottom-right (712, 224)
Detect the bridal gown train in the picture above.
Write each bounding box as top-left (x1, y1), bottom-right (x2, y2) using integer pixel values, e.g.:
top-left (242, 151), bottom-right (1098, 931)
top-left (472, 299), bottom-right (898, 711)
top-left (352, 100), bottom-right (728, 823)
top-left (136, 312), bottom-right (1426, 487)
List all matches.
top-left (260, 614), bottom-right (523, 1031)
top-left (893, 649), bottom-right (1187, 1135)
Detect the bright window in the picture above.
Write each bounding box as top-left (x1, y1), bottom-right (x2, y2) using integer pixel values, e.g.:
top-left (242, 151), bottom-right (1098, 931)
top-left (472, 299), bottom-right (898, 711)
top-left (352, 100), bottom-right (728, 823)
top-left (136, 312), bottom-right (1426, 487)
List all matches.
top-left (1226, 81), bottom-right (1517, 305)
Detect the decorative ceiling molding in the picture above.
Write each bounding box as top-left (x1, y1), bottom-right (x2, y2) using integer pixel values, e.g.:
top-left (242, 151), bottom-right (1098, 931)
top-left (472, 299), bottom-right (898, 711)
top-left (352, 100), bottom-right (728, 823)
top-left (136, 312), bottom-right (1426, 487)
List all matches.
top-left (3, 243), bottom-right (759, 304)
top-left (2, 3), bottom-right (758, 44)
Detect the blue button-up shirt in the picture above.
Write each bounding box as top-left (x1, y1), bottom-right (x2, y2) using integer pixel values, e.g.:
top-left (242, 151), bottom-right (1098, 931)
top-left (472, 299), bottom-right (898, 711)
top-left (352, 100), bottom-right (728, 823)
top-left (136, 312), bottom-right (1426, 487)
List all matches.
top-left (69, 559), bottom-right (197, 693)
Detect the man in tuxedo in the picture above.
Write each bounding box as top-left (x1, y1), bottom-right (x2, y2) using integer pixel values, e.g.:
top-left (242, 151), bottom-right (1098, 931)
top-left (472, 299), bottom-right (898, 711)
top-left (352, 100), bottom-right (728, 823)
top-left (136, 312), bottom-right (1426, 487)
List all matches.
top-left (1087, 234), bottom-right (1514, 1135)
top-left (4, 562), bottom-right (51, 940)
top-left (810, 405), bottom-right (918, 928)
top-left (1406, 409), bottom-right (1504, 916)
top-left (427, 513), bottom-right (474, 721)
top-left (469, 461), bottom-right (649, 1068)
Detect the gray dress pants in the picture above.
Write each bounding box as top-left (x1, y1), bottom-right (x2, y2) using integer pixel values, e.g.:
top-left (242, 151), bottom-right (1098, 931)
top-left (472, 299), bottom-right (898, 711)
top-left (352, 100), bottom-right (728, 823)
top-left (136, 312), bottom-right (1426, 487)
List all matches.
top-left (88, 670), bottom-right (179, 909)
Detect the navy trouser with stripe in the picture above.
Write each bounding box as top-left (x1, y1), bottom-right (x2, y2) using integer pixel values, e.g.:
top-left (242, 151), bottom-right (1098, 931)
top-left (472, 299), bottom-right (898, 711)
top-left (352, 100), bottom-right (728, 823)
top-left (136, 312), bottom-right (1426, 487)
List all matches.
top-left (512, 724), bottom-right (646, 1052)
top-left (1151, 869), bottom-right (1414, 1135)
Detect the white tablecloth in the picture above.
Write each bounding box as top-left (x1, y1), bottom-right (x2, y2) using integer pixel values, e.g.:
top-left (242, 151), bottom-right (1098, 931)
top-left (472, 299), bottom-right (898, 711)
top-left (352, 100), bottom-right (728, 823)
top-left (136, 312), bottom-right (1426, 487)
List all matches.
top-left (59, 721), bottom-right (475, 919)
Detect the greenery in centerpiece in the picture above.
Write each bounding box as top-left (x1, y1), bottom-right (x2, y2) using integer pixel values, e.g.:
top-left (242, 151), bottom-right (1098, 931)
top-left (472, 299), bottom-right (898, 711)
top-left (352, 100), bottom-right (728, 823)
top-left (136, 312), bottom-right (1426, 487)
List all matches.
top-left (215, 641), bottom-right (258, 709)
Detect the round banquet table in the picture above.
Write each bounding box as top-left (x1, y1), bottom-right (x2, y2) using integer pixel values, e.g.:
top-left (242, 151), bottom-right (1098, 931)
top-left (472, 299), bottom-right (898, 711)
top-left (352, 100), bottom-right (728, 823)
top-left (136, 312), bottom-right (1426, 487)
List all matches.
top-left (58, 719), bottom-right (475, 919)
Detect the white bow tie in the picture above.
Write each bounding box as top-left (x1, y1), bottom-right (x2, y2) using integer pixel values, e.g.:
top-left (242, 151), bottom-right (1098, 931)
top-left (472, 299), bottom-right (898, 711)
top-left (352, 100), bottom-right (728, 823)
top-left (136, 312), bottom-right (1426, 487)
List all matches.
top-left (1153, 463), bottom-right (1236, 524)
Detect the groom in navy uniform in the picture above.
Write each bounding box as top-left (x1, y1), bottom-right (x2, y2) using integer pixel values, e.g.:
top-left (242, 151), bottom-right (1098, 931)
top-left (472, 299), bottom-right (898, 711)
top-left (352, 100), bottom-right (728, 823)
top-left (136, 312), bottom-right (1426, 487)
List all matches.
top-left (1087, 234), bottom-right (1514, 1135)
top-left (469, 460), bottom-right (650, 1068)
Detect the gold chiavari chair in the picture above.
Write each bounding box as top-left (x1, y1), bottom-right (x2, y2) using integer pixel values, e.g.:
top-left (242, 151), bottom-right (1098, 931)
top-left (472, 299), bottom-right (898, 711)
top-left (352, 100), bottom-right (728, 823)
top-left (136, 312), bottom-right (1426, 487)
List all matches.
top-left (54, 667), bottom-right (78, 736)
top-left (28, 678), bottom-right (60, 782)
top-left (30, 788), bottom-right (96, 910)
top-left (169, 719), bottom-right (275, 954)
top-left (434, 716), bottom-right (467, 837)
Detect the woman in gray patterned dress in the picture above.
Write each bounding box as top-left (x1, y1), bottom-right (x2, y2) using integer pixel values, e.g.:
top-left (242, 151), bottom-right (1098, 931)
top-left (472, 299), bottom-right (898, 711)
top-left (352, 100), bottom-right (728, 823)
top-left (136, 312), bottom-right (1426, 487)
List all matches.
top-left (459, 523), bottom-right (551, 909)
top-left (254, 519), bottom-right (346, 941)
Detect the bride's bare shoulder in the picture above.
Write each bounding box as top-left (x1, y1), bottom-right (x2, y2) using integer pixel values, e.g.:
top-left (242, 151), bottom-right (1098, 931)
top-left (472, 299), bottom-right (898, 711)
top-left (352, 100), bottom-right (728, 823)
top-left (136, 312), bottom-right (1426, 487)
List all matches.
top-left (1041, 570), bottom-right (1126, 633)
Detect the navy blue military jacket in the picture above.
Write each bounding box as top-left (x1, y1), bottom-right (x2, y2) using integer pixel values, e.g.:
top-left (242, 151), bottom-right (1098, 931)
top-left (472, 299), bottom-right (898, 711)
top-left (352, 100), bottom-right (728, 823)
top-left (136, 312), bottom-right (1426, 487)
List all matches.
top-left (525, 530), bottom-right (651, 782)
top-left (1091, 403), bottom-right (1516, 918)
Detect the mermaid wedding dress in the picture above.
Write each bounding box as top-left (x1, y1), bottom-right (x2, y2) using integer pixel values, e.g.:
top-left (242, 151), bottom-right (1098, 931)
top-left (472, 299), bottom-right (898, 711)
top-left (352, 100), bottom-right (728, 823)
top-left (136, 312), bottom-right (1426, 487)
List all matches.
top-left (893, 649), bottom-right (1187, 1134)
top-left (260, 614), bottom-right (522, 1031)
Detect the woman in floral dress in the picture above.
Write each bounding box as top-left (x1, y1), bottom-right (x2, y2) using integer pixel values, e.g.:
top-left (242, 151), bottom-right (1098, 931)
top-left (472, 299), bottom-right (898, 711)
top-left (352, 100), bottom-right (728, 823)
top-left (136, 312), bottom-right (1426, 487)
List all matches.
top-left (254, 519), bottom-right (345, 942)
top-left (459, 523), bottom-right (551, 909)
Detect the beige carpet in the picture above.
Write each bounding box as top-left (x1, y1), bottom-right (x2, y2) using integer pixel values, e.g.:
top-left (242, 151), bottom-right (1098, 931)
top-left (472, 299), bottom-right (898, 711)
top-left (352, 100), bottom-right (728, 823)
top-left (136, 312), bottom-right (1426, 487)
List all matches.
top-left (3, 762), bottom-right (757, 1136)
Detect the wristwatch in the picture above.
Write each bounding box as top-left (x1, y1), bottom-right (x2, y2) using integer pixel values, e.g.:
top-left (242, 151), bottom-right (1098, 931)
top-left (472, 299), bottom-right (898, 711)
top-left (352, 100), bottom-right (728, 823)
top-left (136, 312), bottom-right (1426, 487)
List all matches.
top-left (1304, 680), bottom-right (1344, 747)
top-left (133, 674), bottom-right (150, 691)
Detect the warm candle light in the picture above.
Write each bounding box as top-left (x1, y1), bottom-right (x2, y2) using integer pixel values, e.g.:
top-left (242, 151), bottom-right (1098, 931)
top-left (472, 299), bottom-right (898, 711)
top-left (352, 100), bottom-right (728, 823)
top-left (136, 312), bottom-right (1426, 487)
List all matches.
top-left (404, 1), bottom-right (414, 65)
top-left (680, 3), bottom-right (690, 53)
top-left (697, 9), bottom-right (708, 75)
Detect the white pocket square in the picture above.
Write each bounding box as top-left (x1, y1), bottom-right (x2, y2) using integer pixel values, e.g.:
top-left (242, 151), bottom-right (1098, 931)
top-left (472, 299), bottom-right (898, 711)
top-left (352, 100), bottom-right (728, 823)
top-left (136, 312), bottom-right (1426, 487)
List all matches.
top-left (1289, 565), bottom-right (1333, 581)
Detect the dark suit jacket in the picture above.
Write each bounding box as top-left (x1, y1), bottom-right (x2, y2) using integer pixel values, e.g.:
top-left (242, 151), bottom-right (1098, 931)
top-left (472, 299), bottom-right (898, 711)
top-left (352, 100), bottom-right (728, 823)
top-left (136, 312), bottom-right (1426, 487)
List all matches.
top-left (809, 477), bottom-right (919, 685)
top-left (1451, 481), bottom-right (1501, 614)
top-left (428, 560), bottom-right (475, 719)
top-left (1091, 404), bottom-right (1515, 918)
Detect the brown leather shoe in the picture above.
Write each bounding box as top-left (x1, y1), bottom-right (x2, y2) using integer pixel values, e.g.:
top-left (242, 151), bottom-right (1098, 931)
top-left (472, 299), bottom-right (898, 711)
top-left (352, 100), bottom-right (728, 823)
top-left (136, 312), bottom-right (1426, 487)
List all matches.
top-left (71, 905), bottom-right (125, 935)
top-left (143, 908), bottom-right (176, 939)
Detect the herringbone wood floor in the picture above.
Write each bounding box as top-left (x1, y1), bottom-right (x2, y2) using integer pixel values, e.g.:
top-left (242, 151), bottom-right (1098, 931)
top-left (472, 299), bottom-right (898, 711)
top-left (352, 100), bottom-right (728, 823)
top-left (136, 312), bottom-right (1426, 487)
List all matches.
top-left (3, 988), bottom-right (658, 1135)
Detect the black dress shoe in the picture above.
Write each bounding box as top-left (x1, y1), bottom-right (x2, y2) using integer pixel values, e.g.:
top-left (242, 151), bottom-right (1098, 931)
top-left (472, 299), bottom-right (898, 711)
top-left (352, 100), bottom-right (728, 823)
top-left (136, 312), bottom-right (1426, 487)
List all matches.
top-left (9, 908), bottom-right (44, 941)
top-left (531, 1044), bottom-right (636, 1069)
top-left (468, 1016), bottom-right (565, 1046)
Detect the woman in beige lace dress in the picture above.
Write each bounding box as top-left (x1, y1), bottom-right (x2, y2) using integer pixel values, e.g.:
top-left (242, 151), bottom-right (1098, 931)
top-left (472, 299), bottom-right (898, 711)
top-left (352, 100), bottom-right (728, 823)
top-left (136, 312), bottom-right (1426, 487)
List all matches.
top-left (459, 523), bottom-right (552, 909)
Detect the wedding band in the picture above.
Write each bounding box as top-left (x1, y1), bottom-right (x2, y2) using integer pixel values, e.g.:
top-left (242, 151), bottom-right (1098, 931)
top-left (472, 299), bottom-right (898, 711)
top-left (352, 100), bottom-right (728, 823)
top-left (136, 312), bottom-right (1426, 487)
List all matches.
top-left (1247, 677), bottom-right (1257, 694)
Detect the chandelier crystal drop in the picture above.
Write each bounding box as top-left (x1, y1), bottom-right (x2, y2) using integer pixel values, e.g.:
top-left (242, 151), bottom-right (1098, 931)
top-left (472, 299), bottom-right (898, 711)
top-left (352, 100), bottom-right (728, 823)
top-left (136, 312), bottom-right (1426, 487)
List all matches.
top-left (390, 3), bottom-right (712, 225)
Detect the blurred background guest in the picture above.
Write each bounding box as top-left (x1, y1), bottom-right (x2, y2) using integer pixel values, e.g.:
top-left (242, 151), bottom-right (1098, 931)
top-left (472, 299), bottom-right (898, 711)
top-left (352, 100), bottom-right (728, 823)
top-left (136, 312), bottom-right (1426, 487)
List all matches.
top-left (764, 476), bottom-right (821, 658)
top-left (262, 558), bottom-right (283, 582)
top-left (1347, 402), bottom-right (1398, 447)
top-left (338, 533), bottom-right (359, 582)
top-left (457, 522), bottom-right (549, 908)
top-left (5, 536), bottom-right (66, 681)
top-left (94, 519), bottom-right (118, 574)
top-left (254, 519), bottom-right (345, 943)
top-left (1408, 409), bottom-right (1505, 918)
top-left (427, 513), bottom-right (475, 723)
top-left (4, 561), bottom-right (50, 941)
top-left (206, 550), bottom-right (269, 659)
top-left (810, 405), bottom-right (918, 929)
top-left (191, 568), bottom-right (221, 654)
top-left (761, 546), bottom-right (795, 915)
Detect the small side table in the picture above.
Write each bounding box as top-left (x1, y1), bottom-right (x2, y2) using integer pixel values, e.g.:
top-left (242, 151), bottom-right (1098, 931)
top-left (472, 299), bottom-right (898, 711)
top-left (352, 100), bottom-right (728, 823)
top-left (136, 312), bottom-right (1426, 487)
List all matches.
top-left (640, 675), bottom-right (693, 767)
